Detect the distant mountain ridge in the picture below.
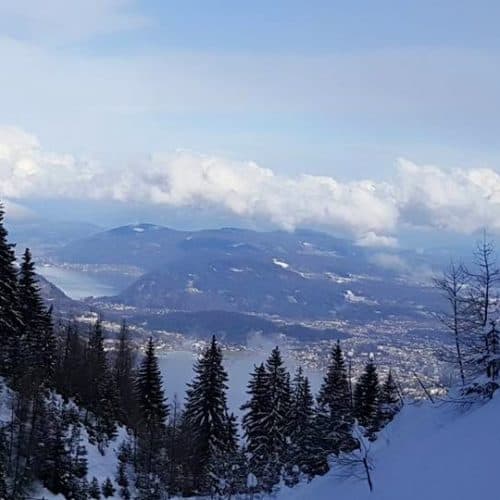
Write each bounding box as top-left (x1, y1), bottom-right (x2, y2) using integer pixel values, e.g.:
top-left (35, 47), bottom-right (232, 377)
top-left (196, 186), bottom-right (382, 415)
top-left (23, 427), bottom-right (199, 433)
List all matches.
top-left (52, 223), bottom-right (442, 322)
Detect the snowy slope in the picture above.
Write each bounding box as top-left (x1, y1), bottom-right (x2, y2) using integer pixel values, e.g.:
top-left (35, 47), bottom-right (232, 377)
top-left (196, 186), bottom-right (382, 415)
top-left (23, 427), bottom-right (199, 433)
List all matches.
top-left (278, 395), bottom-right (500, 500)
top-left (33, 424), bottom-right (127, 499)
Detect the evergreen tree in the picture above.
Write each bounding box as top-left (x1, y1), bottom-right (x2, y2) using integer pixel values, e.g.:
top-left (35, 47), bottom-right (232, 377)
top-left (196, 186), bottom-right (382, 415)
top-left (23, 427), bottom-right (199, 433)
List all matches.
top-left (286, 367), bottom-right (328, 482)
top-left (379, 370), bottom-right (400, 426)
top-left (114, 320), bottom-right (137, 427)
top-left (116, 441), bottom-right (132, 500)
top-left (84, 318), bottom-right (118, 445)
top-left (242, 347), bottom-right (291, 492)
top-left (0, 426), bottom-right (8, 499)
top-left (263, 346), bottom-right (291, 488)
top-left (89, 476), bottom-right (102, 499)
top-left (354, 358), bottom-right (381, 438)
top-left (134, 337), bottom-right (168, 498)
top-left (0, 203), bottom-right (23, 378)
top-left (102, 476), bottom-right (116, 497)
top-left (84, 318), bottom-right (107, 412)
top-left (183, 335), bottom-right (232, 495)
top-left (317, 341), bottom-right (356, 454)
top-left (241, 362), bottom-right (269, 481)
top-left (39, 398), bottom-right (88, 499)
top-left (56, 322), bottom-right (85, 401)
top-left (18, 248), bottom-right (56, 387)
top-left (165, 394), bottom-right (186, 496)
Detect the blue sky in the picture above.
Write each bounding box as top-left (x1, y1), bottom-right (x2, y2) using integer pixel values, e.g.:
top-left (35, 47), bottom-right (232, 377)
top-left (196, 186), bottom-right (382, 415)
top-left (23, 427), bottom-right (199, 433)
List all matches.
top-left (1, 1), bottom-right (500, 244)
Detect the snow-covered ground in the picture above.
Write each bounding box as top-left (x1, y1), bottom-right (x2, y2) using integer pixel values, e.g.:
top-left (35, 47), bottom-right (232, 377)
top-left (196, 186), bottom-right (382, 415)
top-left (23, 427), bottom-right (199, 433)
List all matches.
top-left (277, 394), bottom-right (500, 500)
top-left (22, 386), bottom-right (500, 499)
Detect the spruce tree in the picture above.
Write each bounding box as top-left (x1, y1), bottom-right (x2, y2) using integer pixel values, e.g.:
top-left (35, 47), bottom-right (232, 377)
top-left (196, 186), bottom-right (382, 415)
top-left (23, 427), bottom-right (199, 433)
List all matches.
top-left (287, 367), bottom-right (328, 482)
top-left (134, 337), bottom-right (168, 498)
top-left (183, 335), bottom-right (232, 495)
top-left (84, 318), bottom-right (118, 445)
top-left (0, 203), bottom-right (23, 378)
top-left (56, 322), bottom-right (85, 401)
top-left (114, 320), bottom-right (137, 427)
top-left (354, 358), bottom-right (381, 438)
top-left (39, 397), bottom-right (88, 499)
top-left (317, 341), bottom-right (356, 454)
top-left (102, 476), bottom-right (116, 497)
top-left (241, 347), bottom-right (291, 491)
top-left (264, 346), bottom-right (291, 486)
top-left (18, 248), bottom-right (56, 387)
top-left (89, 476), bottom-right (101, 499)
top-left (116, 441), bottom-right (132, 500)
top-left (241, 362), bottom-right (269, 480)
top-left (379, 370), bottom-right (400, 426)
top-left (0, 426), bottom-right (8, 499)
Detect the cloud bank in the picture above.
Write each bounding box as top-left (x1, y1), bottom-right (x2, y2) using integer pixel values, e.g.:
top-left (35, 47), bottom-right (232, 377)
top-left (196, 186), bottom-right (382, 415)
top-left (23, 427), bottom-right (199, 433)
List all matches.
top-left (1, 126), bottom-right (500, 244)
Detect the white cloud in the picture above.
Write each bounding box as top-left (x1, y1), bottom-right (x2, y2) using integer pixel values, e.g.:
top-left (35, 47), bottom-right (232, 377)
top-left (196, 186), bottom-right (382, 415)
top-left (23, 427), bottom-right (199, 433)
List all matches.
top-left (356, 232), bottom-right (398, 248)
top-left (2, 127), bottom-right (500, 242)
top-left (395, 159), bottom-right (500, 233)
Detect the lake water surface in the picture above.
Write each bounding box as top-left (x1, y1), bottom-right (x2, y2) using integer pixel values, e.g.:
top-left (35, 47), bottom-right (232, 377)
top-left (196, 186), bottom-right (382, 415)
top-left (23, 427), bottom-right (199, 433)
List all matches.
top-left (38, 265), bottom-right (122, 299)
top-left (158, 349), bottom-right (323, 416)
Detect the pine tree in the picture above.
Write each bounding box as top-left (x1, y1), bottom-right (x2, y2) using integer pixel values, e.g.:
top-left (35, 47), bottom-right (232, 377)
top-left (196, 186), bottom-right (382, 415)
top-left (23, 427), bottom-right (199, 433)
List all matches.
top-left (379, 370), bottom-right (400, 426)
top-left (0, 203), bottom-right (23, 378)
top-left (102, 476), bottom-right (116, 497)
top-left (317, 341), bottom-right (356, 454)
top-left (134, 337), bottom-right (168, 498)
top-left (183, 335), bottom-right (232, 495)
top-left (354, 358), bottom-right (381, 438)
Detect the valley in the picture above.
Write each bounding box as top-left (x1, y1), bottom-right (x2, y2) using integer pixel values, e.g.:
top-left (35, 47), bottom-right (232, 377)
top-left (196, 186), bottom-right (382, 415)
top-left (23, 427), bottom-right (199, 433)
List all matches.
top-left (31, 222), bottom-right (452, 399)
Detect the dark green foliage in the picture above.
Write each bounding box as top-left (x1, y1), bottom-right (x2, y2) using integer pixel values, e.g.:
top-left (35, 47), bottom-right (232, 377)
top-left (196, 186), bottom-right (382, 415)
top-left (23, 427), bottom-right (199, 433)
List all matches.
top-left (241, 362), bottom-right (269, 478)
top-left (317, 341), bottom-right (356, 455)
top-left (182, 335), bottom-right (233, 495)
top-left (114, 320), bottom-right (137, 427)
top-left (134, 338), bottom-right (168, 432)
top-left (241, 347), bottom-right (292, 492)
top-left (84, 318), bottom-right (119, 446)
top-left (56, 322), bottom-right (86, 401)
top-left (89, 476), bottom-right (102, 499)
top-left (134, 338), bottom-right (168, 498)
top-left (38, 398), bottom-right (89, 499)
top-left (85, 318), bottom-right (108, 412)
top-left (116, 441), bottom-right (132, 500)
top-left (0, 204), bottom-right (23, 379)
top-left (262, 346), bottom-right (291, 490)
top-left (286, 367), bottom-right (328, 482)
top-left (379, 370), bottom-right (401, 425)
top-left (354, 359), bottom-right (381, 438)
top-left (0, 425), bottom-right (8, 499)
top-left (102, 476), bottom-right (116, 497)
top-left (18, 249), bottom-right (57, 388)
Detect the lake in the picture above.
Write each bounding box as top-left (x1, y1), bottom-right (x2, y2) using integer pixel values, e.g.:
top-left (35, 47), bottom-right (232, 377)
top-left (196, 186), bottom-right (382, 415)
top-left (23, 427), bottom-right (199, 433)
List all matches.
top-left (157, 349), bottom-right (323, 416)
top-left (37, 264), bottom-right (122, 300)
